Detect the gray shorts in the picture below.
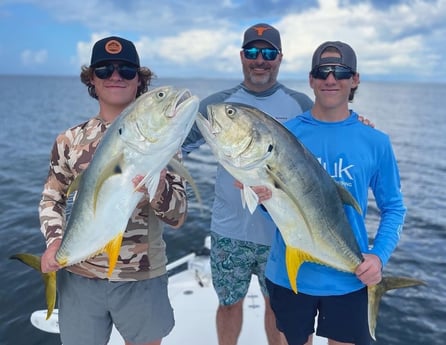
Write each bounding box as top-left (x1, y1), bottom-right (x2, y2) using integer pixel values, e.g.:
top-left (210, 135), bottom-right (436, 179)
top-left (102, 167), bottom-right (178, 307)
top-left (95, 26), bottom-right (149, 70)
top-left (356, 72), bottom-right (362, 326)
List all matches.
top-left (210, 231), bottom-right (270, 305)
top-left (57, 269), bottom-right (174, 345)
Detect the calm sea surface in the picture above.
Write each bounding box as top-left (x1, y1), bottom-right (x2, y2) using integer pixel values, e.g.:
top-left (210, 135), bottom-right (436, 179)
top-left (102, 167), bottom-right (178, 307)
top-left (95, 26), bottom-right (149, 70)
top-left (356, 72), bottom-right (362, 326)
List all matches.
top-left (0, 76), bottom-right (445, 345)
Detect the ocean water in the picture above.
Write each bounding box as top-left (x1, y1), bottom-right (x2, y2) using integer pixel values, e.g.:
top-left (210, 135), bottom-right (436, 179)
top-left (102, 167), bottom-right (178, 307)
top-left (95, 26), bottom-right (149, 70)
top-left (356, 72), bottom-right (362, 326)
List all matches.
top-left (0, 75), bottom-right (445, 345)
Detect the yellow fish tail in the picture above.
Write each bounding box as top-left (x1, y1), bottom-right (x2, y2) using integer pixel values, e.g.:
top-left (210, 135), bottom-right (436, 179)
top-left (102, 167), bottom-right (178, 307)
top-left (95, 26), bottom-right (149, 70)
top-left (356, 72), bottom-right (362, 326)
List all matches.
top-left (9, 253), bottom-right (57, 319)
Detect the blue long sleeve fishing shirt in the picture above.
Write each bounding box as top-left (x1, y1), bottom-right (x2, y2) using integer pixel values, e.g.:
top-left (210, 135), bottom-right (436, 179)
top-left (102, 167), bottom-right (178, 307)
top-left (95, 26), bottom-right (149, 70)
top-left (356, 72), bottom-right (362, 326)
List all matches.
top-left (265, 110), bottom-right (406, 295)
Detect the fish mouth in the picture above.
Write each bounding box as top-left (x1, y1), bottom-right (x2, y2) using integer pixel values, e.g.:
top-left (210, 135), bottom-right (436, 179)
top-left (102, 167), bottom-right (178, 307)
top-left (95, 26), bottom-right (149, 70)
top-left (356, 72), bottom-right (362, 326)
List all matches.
top-left (207, 105), bottom-right (219, 135)
top-left (167, 89), bottom-right (193, 118)
top-left (206, 106), bottom-right (253, 159)
top-left (121, 87), bottom-right (197, 152)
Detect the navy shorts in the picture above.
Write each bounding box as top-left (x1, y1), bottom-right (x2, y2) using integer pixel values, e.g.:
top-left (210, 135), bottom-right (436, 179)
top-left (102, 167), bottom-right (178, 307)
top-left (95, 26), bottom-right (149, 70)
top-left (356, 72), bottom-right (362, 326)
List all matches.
top-left (266, 279), bottom-right (371, 345)
top-left (57, 269), bottom-right (174, 345)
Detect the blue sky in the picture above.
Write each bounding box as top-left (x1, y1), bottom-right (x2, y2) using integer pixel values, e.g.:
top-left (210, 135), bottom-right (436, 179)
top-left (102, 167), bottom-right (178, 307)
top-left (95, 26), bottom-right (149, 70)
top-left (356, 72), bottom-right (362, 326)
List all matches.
top-left (0, 0), bottom-right (445, 82)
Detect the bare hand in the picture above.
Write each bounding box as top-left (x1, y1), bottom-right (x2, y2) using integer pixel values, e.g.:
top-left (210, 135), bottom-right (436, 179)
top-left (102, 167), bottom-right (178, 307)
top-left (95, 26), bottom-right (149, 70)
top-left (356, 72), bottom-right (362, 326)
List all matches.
top-left (41, 239), bottom-right (62, 273)
top-left (234, 180), bottom-right (272, 204)
top-left (133, 169), bottom-right (167, 200)
top-left (355, 253), bottom-right (382, 286)
top-left (358, 115), bottom-right (375, 128)
top-left (251, 185), bottom-right (273, 203)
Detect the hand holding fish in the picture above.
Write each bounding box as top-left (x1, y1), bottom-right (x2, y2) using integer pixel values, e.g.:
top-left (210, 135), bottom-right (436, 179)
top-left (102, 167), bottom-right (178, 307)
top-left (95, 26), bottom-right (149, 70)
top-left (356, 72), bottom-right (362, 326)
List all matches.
top-left (132, 169), bottom-right (167, 202)
top-left (355, 253), bottom-right (383, 286)
top-left (234, 180), bottom-right (272, 204)
top-left (41, 239), bottom-right (62, 273)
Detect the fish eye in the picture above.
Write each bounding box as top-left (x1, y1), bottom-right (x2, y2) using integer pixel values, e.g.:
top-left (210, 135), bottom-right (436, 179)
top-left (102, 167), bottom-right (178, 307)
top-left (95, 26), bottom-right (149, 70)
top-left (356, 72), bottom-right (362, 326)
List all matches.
top-left (157, 91), bottom-right (166, 99)
top-left (226, 106), bottom-right (236, 118)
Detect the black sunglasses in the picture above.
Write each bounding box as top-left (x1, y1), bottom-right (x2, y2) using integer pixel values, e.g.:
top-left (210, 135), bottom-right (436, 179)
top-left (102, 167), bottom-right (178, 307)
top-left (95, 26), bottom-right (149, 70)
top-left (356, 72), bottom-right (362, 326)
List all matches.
top-left (311, 65), bottom-right (354, 80)
top-left (243, 47), bottom-right (279, 61)
top-left (94, 63), bottom-right (138, 80)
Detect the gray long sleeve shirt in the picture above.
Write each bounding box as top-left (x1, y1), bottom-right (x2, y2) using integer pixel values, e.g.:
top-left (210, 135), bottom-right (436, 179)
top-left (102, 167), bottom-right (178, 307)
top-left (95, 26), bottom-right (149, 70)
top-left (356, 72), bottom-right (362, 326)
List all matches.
top-left (183, 82), bottom-right (313, 245)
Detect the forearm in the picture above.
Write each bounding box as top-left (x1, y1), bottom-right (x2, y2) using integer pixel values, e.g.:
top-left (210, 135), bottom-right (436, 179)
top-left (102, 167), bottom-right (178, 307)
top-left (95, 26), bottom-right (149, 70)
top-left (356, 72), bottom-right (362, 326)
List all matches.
top-left (39, 179), bottom-right (68, 247)
top-left (150, 171), bottom-right (188, 228)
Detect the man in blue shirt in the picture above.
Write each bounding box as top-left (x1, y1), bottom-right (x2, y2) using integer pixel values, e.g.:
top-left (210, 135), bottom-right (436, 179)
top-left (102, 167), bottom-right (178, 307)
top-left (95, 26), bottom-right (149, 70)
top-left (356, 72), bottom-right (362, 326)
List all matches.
top-left (264, 41), bottom-right (406, 345)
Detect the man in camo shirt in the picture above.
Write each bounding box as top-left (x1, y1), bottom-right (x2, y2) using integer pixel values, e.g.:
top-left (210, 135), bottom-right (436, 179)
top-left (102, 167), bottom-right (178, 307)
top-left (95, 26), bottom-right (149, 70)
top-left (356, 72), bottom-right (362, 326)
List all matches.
top-left (39, 36), bottom-right (188, 345)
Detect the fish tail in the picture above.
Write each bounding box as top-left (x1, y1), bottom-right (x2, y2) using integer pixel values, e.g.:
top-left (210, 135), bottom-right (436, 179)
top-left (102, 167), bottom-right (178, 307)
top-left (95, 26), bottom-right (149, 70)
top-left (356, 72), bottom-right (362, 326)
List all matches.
top-left (367, 276), bottom-right (425, 340)
top-left (9, 253), bottom-right (57, 319)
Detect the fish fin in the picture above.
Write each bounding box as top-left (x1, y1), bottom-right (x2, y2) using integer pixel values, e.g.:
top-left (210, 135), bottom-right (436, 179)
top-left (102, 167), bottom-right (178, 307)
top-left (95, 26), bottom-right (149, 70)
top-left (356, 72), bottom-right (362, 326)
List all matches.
top-left (168, 157), bottom-right (203, 211)
top-left (134, 173), bottom-right (152, 193)
top-left (105, 233), bottom-right (124, 277)
top-left (285, 246), bottom-right (304, 294)
top-left (335, 183), bottom-right (362, 215)
top-left (266, 167), bottom-right (315, 242)
top-left (10, 253), bottom-right (42, 270)
top-left (367, 276), bottom-right (425, 340)
top-left (285, 246), bottom-right (327, 294)
top-left (67, 173), bottom-right (82, 196)
top-left (240, 189), bottom-right (247, 208)
top-left (43, 271), bottom-right (57, 320)
top-left (242, 186), bottom-right (259, 214)
top-left (94, 153), bottom-right (124, 212)
top-left (145, 173), bottom-right (160, 202)
top-left (9, 253), bottom-right (57, 319)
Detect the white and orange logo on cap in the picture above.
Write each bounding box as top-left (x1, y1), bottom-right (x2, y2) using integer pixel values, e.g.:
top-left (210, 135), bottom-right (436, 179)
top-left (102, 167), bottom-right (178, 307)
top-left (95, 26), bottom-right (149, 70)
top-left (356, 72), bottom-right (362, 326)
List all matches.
top-left (105, 40), bottom-right (122, 54)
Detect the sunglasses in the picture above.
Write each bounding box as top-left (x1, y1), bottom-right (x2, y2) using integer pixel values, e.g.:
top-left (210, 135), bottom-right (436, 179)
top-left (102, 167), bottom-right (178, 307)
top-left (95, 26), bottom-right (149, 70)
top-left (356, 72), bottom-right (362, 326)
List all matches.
top-left (94, 63), bottom-right (138, 80)
top-left (243, 47), bottom-right (279, 61)
top-left (311, 65), bottom-right (354, 80)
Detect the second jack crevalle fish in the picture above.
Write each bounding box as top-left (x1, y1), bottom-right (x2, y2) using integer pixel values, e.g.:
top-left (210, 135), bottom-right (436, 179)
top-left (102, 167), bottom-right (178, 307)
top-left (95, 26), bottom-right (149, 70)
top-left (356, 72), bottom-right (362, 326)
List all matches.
top-left (196, 102), bottom-right (424, 340)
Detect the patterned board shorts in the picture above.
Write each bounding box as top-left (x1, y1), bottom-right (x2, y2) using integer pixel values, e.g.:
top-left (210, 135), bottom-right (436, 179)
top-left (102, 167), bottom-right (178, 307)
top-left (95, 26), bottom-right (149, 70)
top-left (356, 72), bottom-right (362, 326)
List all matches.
top-left (210, 231), bottom-right (271, 305)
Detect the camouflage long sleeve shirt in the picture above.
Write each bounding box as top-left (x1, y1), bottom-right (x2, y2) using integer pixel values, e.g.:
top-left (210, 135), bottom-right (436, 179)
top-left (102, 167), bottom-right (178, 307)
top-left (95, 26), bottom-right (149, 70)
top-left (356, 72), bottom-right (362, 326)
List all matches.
top-left (39, 116), bottom-right (188, 281)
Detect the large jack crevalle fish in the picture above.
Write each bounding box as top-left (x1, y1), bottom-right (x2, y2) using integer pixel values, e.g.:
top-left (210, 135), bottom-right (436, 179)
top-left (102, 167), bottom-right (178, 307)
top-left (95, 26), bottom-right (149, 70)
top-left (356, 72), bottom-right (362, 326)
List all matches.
top-left (11, 86), bottom-right (199, 319)
top-left (195, 102), bottom-right (424, 340)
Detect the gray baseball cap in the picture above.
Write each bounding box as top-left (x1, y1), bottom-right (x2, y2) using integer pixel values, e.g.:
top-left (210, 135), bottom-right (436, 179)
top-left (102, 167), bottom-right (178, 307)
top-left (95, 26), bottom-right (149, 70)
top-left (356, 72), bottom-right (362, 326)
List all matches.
top-left (311, 41), bottom-right (357, 72)
top-left (242, 23), bottom-right (281, 51)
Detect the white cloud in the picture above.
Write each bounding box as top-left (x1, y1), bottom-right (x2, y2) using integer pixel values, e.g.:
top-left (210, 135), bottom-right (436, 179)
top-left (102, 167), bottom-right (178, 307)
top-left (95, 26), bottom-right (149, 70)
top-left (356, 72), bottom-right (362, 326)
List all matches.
top-left (21, 49), bottom-right (48, 66)
top-left (273, 0), bottom-right (442, 79)
top-left (75, 32), bottom-right (112, 67)
top-left (60, 0), bottom-right (446, 80)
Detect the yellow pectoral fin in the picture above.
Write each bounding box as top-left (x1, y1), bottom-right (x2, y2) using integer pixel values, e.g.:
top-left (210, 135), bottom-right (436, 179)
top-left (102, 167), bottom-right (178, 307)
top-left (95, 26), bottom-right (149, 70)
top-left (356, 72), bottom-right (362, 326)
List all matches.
top-left (285, 246), bottom-right (324, 294)
top-left (105, 233), bottom-right (124, 277)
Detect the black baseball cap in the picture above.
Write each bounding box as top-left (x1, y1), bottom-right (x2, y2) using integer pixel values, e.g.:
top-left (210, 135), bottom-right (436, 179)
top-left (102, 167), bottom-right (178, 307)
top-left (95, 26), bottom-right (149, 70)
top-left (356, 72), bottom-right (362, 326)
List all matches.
top-left (242, 23), bottom-right (282, 51)
top-left (90, 36), bottom-right (140, 67)
top-left (311, 41), bottom-right (357, 72)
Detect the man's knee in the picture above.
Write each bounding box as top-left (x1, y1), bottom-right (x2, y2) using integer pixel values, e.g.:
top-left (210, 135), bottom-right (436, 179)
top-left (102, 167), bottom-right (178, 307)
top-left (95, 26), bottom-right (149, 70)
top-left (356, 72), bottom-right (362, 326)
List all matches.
top-left (218, 299), bottom-right (244, 313)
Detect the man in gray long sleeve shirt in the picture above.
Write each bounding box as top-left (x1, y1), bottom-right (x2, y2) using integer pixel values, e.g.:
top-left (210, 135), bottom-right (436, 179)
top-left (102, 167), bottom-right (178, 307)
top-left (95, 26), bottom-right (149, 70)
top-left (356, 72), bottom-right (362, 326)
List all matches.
top-left (183, 23), bottom-right (313, 345)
